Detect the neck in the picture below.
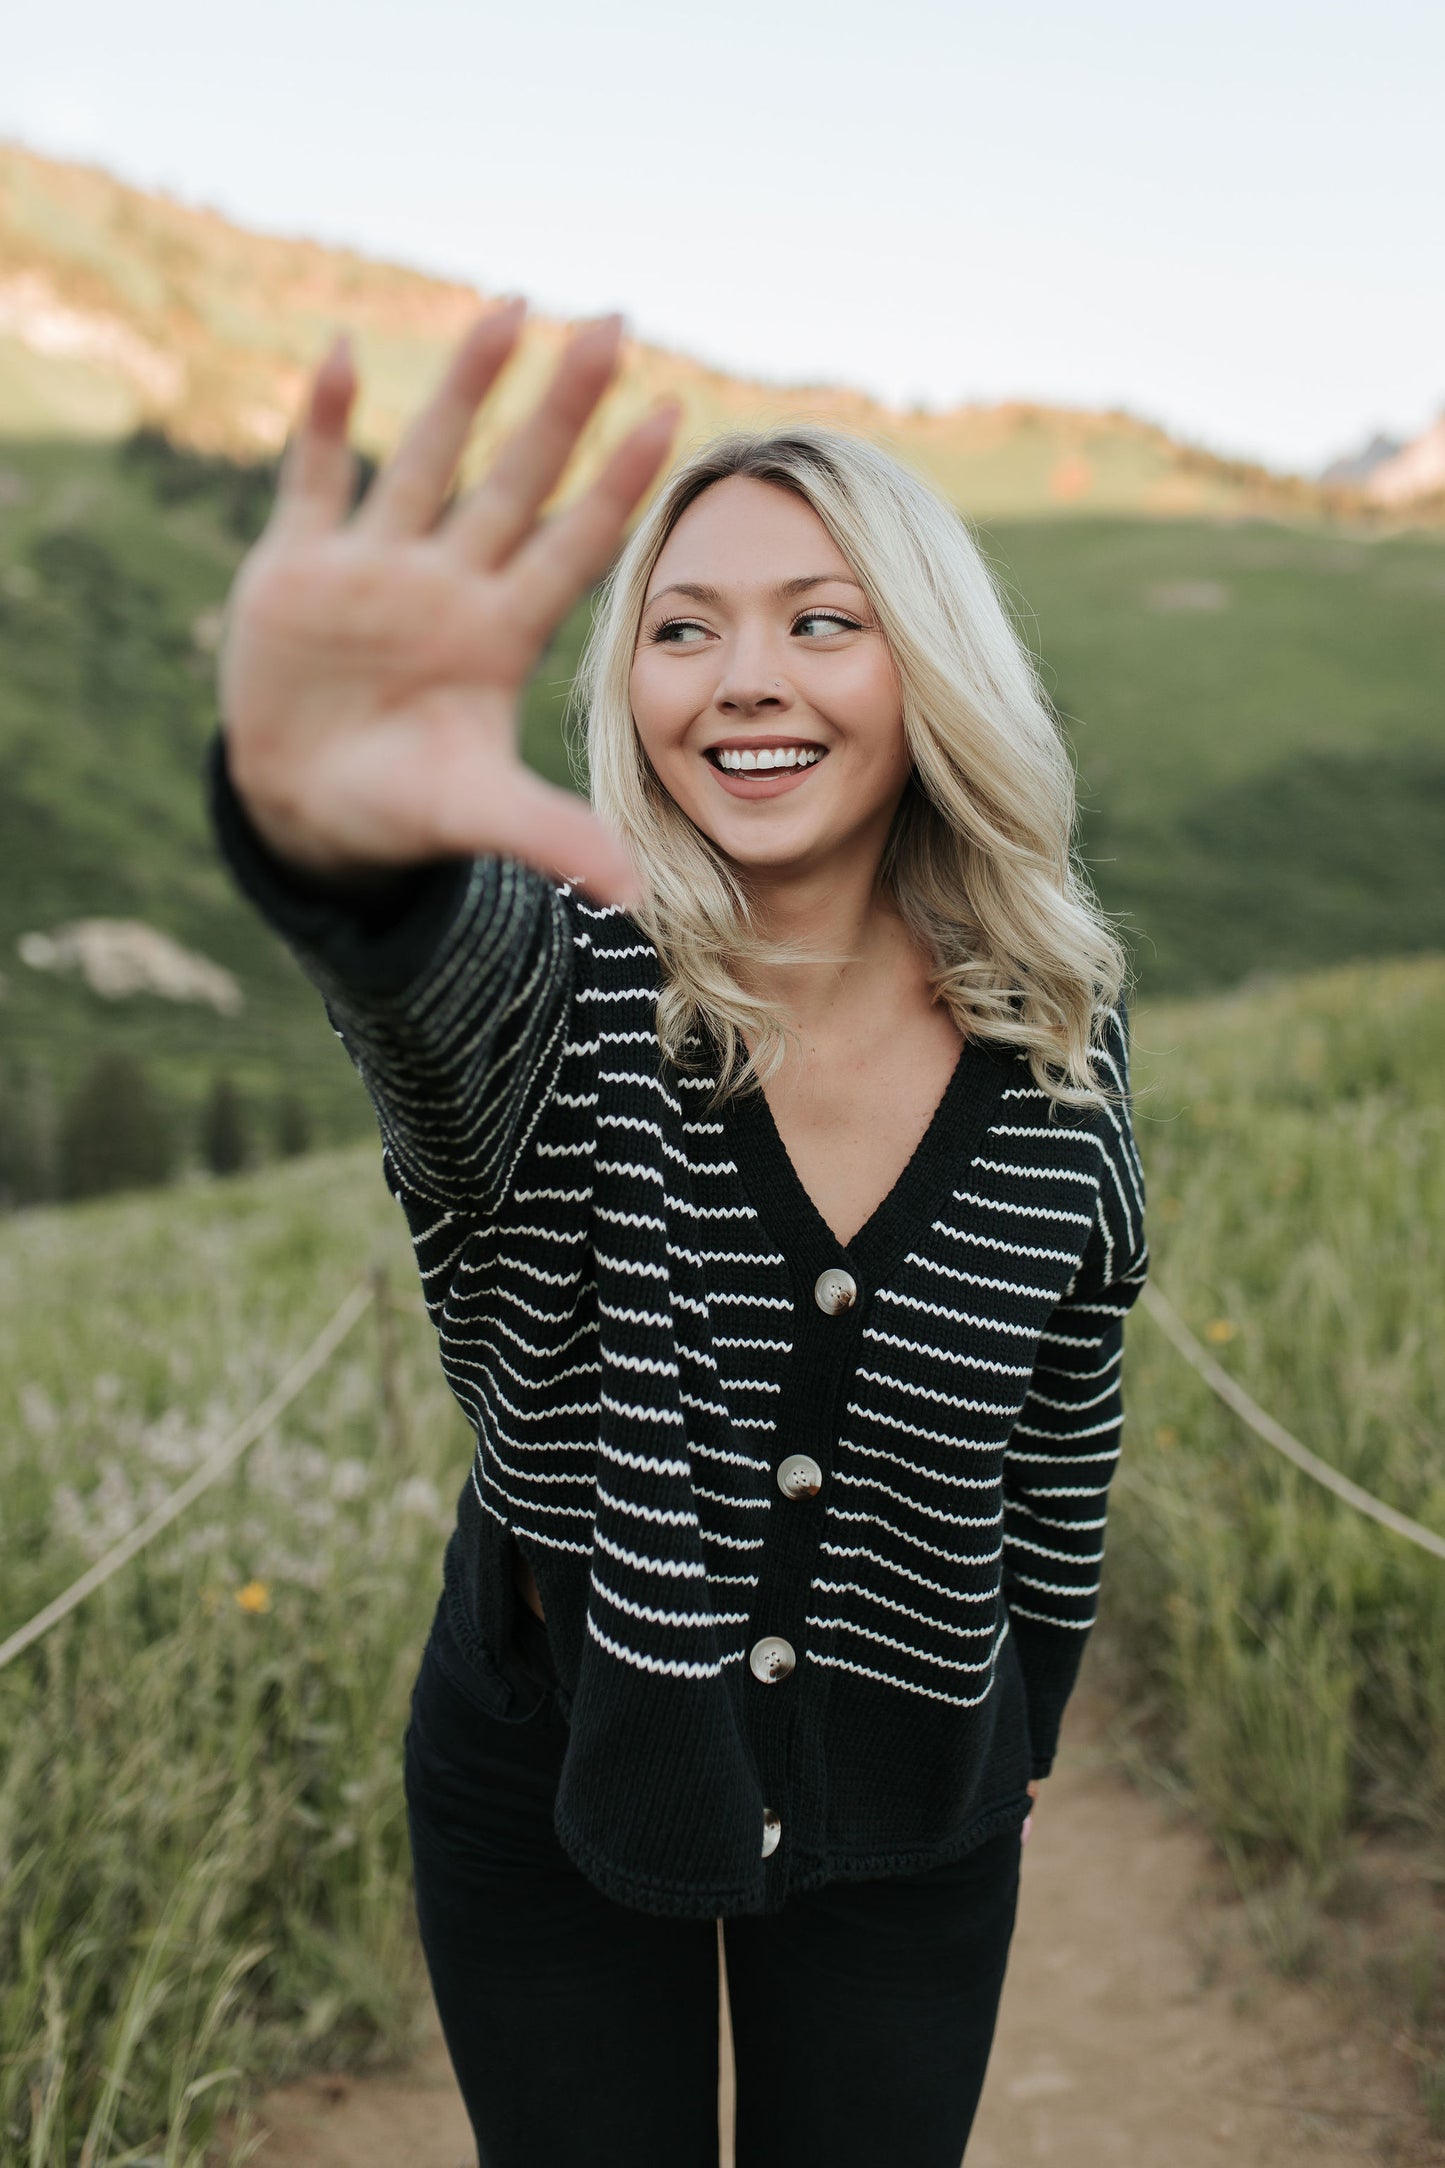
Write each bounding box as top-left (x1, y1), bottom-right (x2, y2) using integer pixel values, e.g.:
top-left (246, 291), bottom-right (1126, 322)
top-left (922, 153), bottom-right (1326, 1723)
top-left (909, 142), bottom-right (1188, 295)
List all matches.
top-left (737, 853), bottom-right (928, 1043)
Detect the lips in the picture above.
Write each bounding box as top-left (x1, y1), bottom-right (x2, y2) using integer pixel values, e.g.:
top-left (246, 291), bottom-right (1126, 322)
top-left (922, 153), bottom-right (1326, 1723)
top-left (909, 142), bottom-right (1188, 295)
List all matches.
top-left (703, 747), bottom-right (829, 799)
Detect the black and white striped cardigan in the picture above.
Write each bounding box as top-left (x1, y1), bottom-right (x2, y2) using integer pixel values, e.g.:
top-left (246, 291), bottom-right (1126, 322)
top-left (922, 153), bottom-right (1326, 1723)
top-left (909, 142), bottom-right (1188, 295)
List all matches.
top-left (210, 733), bottom-right (1149, 1920)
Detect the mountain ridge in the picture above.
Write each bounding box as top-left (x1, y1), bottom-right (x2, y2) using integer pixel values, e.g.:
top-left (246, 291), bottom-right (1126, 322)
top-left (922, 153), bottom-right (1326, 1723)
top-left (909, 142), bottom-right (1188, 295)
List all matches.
top-left (0, 134), bottom-right (1417, 525)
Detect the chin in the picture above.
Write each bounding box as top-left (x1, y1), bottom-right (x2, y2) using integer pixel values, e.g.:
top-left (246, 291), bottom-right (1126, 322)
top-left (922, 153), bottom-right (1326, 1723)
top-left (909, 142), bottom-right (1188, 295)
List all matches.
top-left (699, 799), bottom-right (814, 841)
top-left (711, 832), bottom-right (828, 876)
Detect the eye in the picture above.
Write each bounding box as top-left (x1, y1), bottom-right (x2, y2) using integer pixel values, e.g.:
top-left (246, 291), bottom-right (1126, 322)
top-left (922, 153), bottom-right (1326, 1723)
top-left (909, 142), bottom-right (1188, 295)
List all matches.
top-left (648, 609), bottom-right (862, 645)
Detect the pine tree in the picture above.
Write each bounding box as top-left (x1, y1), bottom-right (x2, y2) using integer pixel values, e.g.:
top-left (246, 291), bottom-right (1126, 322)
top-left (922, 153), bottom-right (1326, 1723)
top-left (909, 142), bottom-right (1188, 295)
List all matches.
top-left (273, 1089), bottom-right (312, 1159)
top-left (200, 1075), bottom-right (251, 1178)
top-left (0, 1067), bottom-right (20, 1212)
top-left (5, 1061), bottom-right (60, 1206)
top-left (58, 1053), bottom-right (174, 1200)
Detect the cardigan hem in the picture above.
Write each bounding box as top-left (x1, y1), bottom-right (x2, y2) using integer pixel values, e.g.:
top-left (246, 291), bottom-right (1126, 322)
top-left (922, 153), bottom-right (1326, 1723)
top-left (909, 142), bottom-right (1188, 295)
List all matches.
top-left (551, 1790), bottom-right (1033, 1921)
top-left (803, 1797), bottom-right (1033, 1890)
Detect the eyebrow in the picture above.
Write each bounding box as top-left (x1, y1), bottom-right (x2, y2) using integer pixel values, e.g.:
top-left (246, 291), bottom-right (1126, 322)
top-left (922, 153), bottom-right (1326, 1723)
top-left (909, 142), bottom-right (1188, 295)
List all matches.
top-left (642, 574), bottom-right (866, 611)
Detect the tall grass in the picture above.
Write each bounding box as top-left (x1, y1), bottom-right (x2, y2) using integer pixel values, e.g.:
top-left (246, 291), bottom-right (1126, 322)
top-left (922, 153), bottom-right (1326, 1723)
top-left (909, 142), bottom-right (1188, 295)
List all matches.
top-left (1104, 950), bottom-right (1445, 2077)
top-left (0, 1150), bottom-right (466, 2164)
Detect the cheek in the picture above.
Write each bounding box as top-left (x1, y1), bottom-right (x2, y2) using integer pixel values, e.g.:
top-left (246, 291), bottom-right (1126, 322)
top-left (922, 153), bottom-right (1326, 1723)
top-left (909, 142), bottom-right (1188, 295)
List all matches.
top-left (830, 655), bottom-right (907, 763)
top-left (629, 657), bottom-right (685, 757)
top-left (629, 665), bottom-right (702, 805)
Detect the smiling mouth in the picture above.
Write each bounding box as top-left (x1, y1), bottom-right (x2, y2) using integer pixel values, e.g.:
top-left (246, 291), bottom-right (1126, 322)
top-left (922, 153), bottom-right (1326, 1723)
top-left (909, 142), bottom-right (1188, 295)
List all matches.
top-left (704, 747), bottom-right (829, 773)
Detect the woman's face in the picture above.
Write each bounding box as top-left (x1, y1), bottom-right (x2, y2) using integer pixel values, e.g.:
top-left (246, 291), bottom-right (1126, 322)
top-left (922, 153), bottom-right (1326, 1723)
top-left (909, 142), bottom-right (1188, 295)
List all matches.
top-left (629, 475), bottom-right (910, 883)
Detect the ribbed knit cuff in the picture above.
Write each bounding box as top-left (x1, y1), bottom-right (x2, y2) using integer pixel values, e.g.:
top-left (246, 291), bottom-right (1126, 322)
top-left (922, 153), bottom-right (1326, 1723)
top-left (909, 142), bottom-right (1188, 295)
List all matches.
top-left (204, 727), bottom-right (476, 1002)
top-left (1007, 1609), bottom-right (1091, 1780)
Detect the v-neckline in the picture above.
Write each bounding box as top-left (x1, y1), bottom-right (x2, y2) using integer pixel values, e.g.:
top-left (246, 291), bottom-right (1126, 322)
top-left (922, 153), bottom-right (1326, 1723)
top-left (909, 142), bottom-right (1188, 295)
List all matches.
top-left (709, 1021), bottom-right (1019, 1292)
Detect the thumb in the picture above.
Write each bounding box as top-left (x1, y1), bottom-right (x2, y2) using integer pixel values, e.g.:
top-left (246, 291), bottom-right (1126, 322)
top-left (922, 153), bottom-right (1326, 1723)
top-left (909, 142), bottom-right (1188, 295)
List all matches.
top-left (456, 763), bottom-right (644, 913)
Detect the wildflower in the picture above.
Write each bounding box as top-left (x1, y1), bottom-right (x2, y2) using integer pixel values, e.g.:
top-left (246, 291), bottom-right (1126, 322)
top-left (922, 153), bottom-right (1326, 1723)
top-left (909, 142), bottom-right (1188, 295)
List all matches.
top-left (1154, 1425), bottom-right (1179, 1447)
top-left (19, 1382), bottom-right (59, 1437)
top-left (1204, 1318), bottom-right (1237, 1345)
top-left (396, 1475), bottom-right (442, 1520)
top-left (235, 1579), bottom-right (271, 1614)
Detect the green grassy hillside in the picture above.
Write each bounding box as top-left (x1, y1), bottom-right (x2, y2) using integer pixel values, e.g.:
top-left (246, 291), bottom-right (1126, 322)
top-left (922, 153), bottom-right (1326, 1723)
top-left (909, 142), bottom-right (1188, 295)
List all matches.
top-left (0, 950), bottom-right (1440, 2159)
top-left (980, 515), bottom-right (1445, 988)
top-left (1, 421), bottom-right (1441, 1192)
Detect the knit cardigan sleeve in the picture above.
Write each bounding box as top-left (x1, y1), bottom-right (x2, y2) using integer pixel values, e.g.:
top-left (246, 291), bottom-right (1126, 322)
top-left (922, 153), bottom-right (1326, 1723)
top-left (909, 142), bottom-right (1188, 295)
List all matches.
top-left (1001, 1000), bottom-right (1149, 1779)
top-left (203, 728), bottom-right (574, 1227)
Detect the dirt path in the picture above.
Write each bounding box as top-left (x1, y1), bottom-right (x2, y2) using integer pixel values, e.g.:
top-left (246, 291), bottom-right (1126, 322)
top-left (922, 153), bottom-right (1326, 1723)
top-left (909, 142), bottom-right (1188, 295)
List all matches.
top-left (222, 1687), bottom-right (1436, 2166)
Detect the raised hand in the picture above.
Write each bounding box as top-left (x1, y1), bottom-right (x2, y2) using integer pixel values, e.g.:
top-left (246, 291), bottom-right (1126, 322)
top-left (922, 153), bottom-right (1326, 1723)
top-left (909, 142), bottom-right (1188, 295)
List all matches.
top-left (217, 300), bottom-right (680, 910)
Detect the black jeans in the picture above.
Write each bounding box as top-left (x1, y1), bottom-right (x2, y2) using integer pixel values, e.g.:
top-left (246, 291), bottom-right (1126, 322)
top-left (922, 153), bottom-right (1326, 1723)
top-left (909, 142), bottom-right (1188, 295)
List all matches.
top-left (404, 1595), bottom-right (1023, 2168)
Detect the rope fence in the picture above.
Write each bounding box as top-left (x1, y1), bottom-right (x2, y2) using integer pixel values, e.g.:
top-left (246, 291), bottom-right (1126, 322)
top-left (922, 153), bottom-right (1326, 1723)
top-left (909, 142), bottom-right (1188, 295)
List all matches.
top-left (0, 1275), bottom-right (376, 1674)
top-left (1, 1261), bottom-right (1438, 1677)
top-left (1137, 1280), bottom-right (1445, 1563)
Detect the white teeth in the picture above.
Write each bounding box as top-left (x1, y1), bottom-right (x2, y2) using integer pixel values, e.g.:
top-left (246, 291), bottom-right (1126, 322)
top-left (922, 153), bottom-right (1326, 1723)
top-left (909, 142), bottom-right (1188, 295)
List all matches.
top-left (714, 746), bottom-right (824, 773)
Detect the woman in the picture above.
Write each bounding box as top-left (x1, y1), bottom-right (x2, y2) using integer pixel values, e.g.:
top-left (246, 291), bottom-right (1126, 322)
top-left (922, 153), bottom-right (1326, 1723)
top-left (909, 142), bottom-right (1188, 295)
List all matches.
top-left (210, 299), bottom-right (1148, 2166)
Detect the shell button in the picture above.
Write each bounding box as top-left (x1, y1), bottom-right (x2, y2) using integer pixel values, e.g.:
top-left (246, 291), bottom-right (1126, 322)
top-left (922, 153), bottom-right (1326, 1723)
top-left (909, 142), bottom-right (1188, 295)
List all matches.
top-left (749, 1635), bottom-right (797, 1684)
top-left (777, 1452), bottom-right (823, 1500)
top-left (761, 1808), bottom-right (782, 1857)
top-left (814, 1267), bottom-right (858, 1315)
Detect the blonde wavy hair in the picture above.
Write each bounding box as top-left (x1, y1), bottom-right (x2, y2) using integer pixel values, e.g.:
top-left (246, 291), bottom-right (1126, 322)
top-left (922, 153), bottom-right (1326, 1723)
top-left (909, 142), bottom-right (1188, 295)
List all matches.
top-left (567, 420), bottom-right (1137, 1118)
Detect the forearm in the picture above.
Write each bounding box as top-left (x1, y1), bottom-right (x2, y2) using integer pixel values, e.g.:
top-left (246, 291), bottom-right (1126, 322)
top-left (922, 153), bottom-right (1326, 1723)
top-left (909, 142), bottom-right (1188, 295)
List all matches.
top-left (205, 727), bottom-right (574, 1221)
top-left (1002, 1307), bottom-right (1126, 1779)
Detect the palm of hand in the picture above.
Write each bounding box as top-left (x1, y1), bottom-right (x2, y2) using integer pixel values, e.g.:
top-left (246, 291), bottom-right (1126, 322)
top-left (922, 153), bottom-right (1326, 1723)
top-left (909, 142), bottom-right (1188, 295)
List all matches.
top-left (221, 536), bottom-right (529, 868)
top-left (217, 301), bottom-right (680, 904)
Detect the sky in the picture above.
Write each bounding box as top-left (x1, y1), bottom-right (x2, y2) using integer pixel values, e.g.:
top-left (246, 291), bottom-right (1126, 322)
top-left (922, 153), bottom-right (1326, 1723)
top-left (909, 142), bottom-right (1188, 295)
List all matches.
top-left (4, 0), bottom-right (1443, 476)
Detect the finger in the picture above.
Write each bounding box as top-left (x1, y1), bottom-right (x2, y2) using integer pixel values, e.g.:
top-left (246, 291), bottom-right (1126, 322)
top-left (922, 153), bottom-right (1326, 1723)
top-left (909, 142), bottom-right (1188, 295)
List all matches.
top-left (267, 334), bottom-right (360, 545)
top-left (353, 298), bottom-right (528, 542)
top-left (504, 401), bottom-right (683, 648)
top-left (439, 313), bottom-right (627, 571)
top-left (435, 755), bottom-right (644, 913)
top-left (1021, 1814), bottom-right (1032, 1846)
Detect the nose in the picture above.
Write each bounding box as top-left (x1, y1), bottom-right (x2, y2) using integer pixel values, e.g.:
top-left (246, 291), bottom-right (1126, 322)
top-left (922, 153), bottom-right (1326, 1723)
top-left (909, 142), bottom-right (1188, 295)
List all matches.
top-left (716, 681), bottom-right (788, 716)
top-left (709, 613), bottom-right (797, 716)
top-left (714, 656), bottom-right (792, 716)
